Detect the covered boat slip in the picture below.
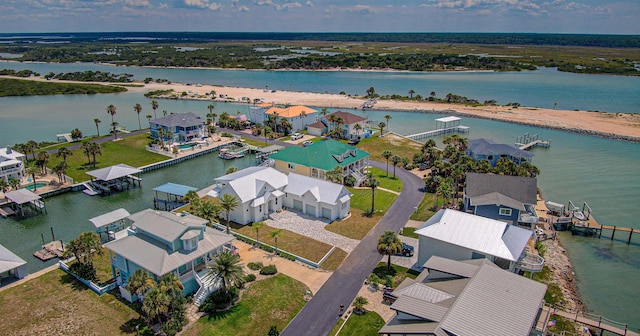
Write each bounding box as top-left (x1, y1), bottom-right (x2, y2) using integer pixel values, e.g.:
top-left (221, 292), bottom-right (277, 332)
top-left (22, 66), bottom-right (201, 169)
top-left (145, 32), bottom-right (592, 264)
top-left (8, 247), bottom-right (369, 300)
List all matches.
top-left (153, 182), bottom-right (198, 211)
top-left (90, 208), bottom-right (131, 242)
top-left (4, 189), bottom-right (46, 218)
top-left (85, 164), bottom-right (143, 195)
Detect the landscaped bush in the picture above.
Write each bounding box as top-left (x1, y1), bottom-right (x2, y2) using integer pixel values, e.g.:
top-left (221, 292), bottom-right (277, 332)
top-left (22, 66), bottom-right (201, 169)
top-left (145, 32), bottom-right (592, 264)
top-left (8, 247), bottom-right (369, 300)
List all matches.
top-left (259, 265), bottom-right (278, 275)
top-left (221, 132), bottom-right (232, 137)
top-left (247, 262), bottom-right (263, 271)
top-left (277, 251), bottom-right (296, 261)
top-left (198, 287), bottom-right (239, 313)
top-left (68, 262), bottom-right (98, 282)
top-left (244, 274), bottom-right (256, 282)
top-left (260, 244), bottom-right (274, 253)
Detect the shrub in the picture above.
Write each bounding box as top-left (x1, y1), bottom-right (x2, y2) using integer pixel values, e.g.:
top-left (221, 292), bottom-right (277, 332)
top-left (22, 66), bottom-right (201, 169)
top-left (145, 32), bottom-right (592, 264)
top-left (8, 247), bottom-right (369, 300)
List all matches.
top-left (244, 274), bottom-right (256, 282)
top-left (260, 244), bottom-right (274, 253)
top-left (247, 262), bottom-right (263, 271)
top-left (277, 251), bottom-right (296, 261)
top-left (260, 265), bottom-right (278, 275)
top-left (368, 274), bottom-right (380, 287)
top-left (68, 262), bottom-right (97, 282)
top-left (384, 275), bottom-right (394, 288)
top-left (198, 287), bottom-right (239, 313)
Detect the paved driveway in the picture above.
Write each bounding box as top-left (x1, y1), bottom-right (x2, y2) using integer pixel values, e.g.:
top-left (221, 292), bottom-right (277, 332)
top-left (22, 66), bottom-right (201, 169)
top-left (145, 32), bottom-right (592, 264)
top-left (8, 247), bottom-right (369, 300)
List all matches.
top-left (383, 236), bottom-right (420, 271)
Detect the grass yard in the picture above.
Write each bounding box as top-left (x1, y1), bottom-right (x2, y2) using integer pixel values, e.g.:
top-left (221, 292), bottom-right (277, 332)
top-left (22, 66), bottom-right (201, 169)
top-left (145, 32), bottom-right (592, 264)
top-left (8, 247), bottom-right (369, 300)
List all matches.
top-left (183, 274), bottom-right (308, 336)
top-left (372, 262), bottom-right (420, 288)
top-left (325, 208), bottom-right (382, 240)
top-left (367, 167), bottom-right (403, 193)
top-left (45, 132), bottom-right (167, 182)
top-left (357, 134), bottom-right (422, 164)
top-left (319, 248), bottom-right (348, 270)
top-left (410, 192), bottom-right (438, 222)
top-left (66, 247), bottom-right (114, 285)
top-left (348, 187), bottom-right (398, 214)
top-left (0, 269), bottom-right (152, 336)
top-left (400, 227), bottom-right (419, 239)
top-left (329, 311), bottom-right (385, 336)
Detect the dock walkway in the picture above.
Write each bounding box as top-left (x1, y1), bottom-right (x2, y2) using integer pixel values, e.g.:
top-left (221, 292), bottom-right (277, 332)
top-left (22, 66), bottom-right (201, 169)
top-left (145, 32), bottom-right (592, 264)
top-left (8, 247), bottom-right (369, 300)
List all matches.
top-left (516, 133), bottom-right (550, 150)
top-left (552, 307), bottom-right (638, 336)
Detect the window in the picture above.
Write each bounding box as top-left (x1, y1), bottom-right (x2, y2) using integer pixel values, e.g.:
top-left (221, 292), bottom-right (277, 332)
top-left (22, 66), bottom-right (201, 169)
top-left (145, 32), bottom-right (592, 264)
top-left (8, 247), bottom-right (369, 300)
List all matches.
top-left (259, 204), bottom-right (262, 212)
top-left (288, 163), bottom-right (296, 170)
top-left (499, 208), bottom-right (512, 216)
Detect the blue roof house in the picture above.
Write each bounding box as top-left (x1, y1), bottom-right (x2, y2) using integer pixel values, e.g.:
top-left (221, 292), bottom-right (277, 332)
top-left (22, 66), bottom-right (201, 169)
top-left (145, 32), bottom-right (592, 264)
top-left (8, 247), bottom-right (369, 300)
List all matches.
top-left (465, 138), bottom-right (534, 167)
top-left (104, 209), bottom-right (234, 305)
top-left (149, 112), bottom-right (205, 144)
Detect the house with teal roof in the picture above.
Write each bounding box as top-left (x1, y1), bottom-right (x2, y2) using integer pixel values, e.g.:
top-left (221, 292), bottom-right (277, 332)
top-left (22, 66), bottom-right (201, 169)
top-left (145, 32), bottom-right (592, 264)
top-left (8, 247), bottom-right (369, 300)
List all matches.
top-left (268, 139), bottom-right (369, 186)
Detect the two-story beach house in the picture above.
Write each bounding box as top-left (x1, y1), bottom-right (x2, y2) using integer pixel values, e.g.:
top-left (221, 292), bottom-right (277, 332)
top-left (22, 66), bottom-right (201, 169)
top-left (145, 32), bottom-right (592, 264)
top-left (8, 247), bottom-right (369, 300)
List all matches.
top-left (149, 112), bottom-right (205, 144)
top-left (415, 209), bottom-right (543, 274)
top-left (0, 146), bottom-right (25, 183)
top-left (265, 105), bottom-right (317, 132)
top-left (269, 139), bottom-right (369, 186)
top-left (306, 111), bottom-right (368, 140)
top-left (379, 255), bottom-right (548, 336)
top-left (104, 209), bottom-right (234, 304)
top-left (207, 166), bottom-right (351, 225)
top-left (465, 138), bottom-right (534, 167)
top-left (463, 172), bottom-right (539, 229)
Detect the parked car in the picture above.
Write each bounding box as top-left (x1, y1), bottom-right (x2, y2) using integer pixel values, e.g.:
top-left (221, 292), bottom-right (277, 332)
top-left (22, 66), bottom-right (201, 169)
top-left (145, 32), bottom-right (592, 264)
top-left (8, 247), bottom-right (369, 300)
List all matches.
top-left (302, 140), bottom-right (313, 147)
top-left (394, 243), bottom-right (414, 257)
top-left (291, 133), bottom-right (303, 140)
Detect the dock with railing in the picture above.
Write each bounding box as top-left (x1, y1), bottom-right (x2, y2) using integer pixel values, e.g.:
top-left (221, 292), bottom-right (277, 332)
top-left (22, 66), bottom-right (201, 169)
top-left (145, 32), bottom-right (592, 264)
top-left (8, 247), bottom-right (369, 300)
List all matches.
top-left (404, 116), bottom-right (469, 141)
top-left (516, 133), bottom-right (550, 151)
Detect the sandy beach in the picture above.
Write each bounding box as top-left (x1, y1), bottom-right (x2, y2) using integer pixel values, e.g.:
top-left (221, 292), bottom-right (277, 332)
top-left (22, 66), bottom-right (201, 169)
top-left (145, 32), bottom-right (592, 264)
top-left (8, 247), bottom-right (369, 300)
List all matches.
top-left (139, 81), bottom-right (640, 142)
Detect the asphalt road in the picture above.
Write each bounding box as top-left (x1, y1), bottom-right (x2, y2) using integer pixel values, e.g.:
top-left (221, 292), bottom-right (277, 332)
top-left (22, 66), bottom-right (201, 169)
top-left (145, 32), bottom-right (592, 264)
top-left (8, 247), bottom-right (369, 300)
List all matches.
top-left (282, 160), bottom-right (425, 336)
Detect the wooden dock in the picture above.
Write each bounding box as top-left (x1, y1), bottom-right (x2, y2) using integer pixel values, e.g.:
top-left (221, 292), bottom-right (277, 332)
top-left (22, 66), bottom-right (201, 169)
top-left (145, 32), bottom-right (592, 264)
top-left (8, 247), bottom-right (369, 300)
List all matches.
top-left (0, 206), bottom-right (16, 218)
top-left (551, 307), bottom-right (638, 336)
top-left (516, 133), bottom-right (550, 151)
top-left (33, 240), bottom-right (65, 261)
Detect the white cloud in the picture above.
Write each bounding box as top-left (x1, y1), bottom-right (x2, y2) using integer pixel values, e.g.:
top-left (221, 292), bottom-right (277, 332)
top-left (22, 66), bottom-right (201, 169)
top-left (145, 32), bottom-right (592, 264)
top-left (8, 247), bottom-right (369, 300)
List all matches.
top-left (184, 0), bottom-right (221, 10)
top-left (306, 0), bottom-right (312, 6)
top-left (253, 0), bottom-right (303, 11)
top-left (238, 5), bottom-right (249, 11)
top-left (125, 0), bottom-right (151, 7)
top-left (159, 3), bottom-right (168, 9)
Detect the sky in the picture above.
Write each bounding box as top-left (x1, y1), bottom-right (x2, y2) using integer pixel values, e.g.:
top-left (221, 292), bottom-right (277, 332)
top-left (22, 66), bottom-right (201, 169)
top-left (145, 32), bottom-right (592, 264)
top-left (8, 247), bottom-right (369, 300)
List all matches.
top-left (0, 0), bottom-right (638, 34)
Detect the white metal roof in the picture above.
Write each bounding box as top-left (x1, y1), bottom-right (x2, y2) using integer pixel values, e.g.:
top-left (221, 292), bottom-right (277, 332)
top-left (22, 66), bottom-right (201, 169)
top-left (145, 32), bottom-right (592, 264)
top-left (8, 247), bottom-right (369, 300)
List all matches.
top-left (0, 243), bottom-right (27, 274)
top-left (89, 208), bottom-right (131, 228)
top-left (86, 164), bottom-right (142, 181)
top-left (214, 167), bottom-right (287, 203)
top-left (5, 189), bottom-right (41, 205)
top-left (284, 173), bottom-right (350, 205)
top-left (128, 209), bottom-right (207, 243)
top-left (415, 209), bottom-right (531, 262)
top-left (435, 116), bottom-right (461, 123)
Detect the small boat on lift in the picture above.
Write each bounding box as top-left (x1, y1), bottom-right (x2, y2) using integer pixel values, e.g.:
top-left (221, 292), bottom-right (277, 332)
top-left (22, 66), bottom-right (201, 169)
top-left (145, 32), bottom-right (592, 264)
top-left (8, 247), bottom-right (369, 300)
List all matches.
top-left (218, 148), bottom-right (245, 160)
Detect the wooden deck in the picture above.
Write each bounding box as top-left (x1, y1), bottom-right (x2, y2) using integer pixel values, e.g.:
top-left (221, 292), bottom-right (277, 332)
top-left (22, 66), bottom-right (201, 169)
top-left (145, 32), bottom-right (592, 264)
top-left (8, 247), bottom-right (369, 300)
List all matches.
top-left (552, 308), bottom-right (639, 336)
top-left (33, 241), bottom-right (65, 261)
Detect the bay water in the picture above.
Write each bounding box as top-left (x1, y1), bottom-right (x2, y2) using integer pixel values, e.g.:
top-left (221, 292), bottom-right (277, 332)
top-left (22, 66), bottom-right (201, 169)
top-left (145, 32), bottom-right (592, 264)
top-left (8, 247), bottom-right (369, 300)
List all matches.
top-left (0, 63), bottom-right (639, 329)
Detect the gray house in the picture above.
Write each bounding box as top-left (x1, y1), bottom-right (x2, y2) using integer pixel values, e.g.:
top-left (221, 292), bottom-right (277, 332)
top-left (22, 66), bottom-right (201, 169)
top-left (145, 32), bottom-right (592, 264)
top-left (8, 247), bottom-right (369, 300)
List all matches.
top-left (465, 138), bottom-right (534, 167)
top-left (464, 172), bottom-right (539, 228)
top-left (149, 112), bottom-right (205, 143)
top-left (379, 255), bottom-right (548, 336)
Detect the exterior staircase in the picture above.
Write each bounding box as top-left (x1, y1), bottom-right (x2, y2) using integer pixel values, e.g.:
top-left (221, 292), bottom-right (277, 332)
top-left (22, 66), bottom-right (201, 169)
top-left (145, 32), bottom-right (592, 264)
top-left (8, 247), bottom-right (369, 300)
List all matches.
top-left (350, 169), bottom-right (366, 187)
top-left (193, 271), bottom-right (221, 306)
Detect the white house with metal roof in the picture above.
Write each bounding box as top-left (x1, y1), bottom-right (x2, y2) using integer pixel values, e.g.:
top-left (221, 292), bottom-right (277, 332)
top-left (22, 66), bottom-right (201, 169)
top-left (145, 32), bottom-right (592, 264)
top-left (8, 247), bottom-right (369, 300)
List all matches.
top-left (379, 255), bottom-right (548, 336)
top-left (0, 243), bottom-right (27, 282)
top-left (207, 166), bottom-right (351, 225)
top-left (0, 146), bottom-right (25, 183)
top-left (104, 209), bottom-right (234, 303)
top-left (415, 209), bottom-right (534, 272)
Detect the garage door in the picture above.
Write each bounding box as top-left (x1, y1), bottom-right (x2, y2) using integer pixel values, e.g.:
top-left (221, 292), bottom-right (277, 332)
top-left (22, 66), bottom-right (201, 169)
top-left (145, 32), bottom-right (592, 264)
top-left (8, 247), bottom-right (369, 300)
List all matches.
top-left (293, 200), bottom-right (303, 211)
top-left (305, 204), bottom-right (316, 216)
top-left (321, 207), bottom-right (332, 219)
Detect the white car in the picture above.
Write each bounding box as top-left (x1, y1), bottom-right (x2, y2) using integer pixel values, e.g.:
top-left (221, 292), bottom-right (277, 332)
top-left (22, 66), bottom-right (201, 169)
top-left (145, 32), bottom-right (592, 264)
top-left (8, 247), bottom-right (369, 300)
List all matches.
top-left (291, 133), bottom-right (303, 140)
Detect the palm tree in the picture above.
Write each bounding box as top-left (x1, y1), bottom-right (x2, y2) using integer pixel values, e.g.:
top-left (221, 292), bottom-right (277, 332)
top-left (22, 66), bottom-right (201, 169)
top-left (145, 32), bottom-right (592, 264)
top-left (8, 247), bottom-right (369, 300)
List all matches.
top-left (26, 165), bottom-right (39, 191)
top-left (143, 287), bottom-right (171, 323)
top-left (158, 273), bottom-right (184, 300)
top-left (365, 172), bottom-right (379, 215)
top-left (299, 110), bottom-right (307, 131)
top-left (94, 118), bottom-right (101, 137)
top-left (366, 86), bottom-right (375, 97)
top-left (353, 123), bottom-right (362, 139)
top-left (89, 142), bottom-right (102, 167)
top-left (430, 91), bottom-right (436, 100)
top-left (195, 199), bottom-right (221, 227)
top-left (26, 140), bottom-right (39, 161)
top-left (184, 190), bottom-right (200, 207)
top-left (437, 178), bottom-right (453, 207)
top-left (127, 269), bottom-right (156, 301)
top-left (320, 108), bottom-right (329, 118)
top-left (106, 104), bottom-right (117, 140)
top-left (56, 147), bottom-right (72, 164)
top-left (0, 179), bottom-right (9, 197)
top-left (207, 103), bottom-right (215, 118)
top-left (378, 122), bottom-right (386, 137)
top-left (206, 251), bottom-right (244, 294)
top-left (8, 177), bottom-right (20, 191)
top-left (163, 109), bottom-right (168, 116)
top-left (146, 114), bottom-right (152, 125)
top-left (225, 166), bottom-right (238, 175)
top-left (408, 90), bottom-right (415, 99)
top-left (252, 221), bottom-right (265, 245)
top-left (377, 231), bottom-right (403, 271)
top-left (326, 165), bottom-right (344, 184)
top-left (381, 150), bottom-right (392, 177)
top-left (384, 114), bottom-right (392, 132)
top-left (391, 155), bottom-right (402, 178)
top-left (270, 229), bottom-right (282, 254)
top-left (52, 161), bottom-right (67, 183)
top-left (352, 296), bottom-right (368, 314)
top-left (151, 100), bottom-right (159, 119)
top-left (219, 193), bottom-right (239, 234)
top-left (36, 151), bottom-right (49, 174)
top-left (134, 103), bottom-right (143, 130)
top-left (81, 142), bottom-right (92, 166)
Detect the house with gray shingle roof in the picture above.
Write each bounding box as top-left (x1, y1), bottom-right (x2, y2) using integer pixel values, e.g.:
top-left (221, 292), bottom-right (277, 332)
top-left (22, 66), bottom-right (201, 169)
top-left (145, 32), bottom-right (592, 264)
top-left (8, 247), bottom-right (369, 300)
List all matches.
top-left (207, 166), bottom-right (351, 225)
top-left (379, 255), bottom-right (548, 336)
top-left (464, 172), bottom-right (539, 228)
top-left (465, 138), bottom-right (534, 167)
top-left (149, 112), bottom-right (204, 143)
top-left (104, 209), bottom-right (234, 303)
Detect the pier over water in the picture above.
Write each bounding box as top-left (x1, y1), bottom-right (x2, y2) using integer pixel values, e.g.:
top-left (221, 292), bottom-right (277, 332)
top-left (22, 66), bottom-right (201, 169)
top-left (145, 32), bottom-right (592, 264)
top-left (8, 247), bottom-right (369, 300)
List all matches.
top-left (405, 116), bottom-right (469, 141)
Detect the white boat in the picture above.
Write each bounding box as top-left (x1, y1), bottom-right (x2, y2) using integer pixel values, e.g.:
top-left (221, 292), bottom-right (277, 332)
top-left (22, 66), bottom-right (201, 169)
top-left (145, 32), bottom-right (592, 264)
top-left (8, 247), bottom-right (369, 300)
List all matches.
top-left (218, 148), bottom-right (245, 160)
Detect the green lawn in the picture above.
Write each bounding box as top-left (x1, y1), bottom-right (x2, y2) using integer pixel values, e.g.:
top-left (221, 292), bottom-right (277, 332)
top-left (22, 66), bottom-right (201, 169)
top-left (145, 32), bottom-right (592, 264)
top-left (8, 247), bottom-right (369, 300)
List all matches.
top-left (325, 208), bottom-right (382, 240)
top-left (45, 132), bottom-right (168, 182)
top-left (372, 262), bottom-right (419, 288)
top-left (400, 227), bottom-right (419, 239)
top-left (183, 274), bottom-right (308, 336)
top-left (410, 192), bottom-right (438, 222)
top-left (357, 134), bottom-right (422, 164)
top-left (348, 187), bottom-right (398, 214)
top-left (66, 247), bottom-right (114, 285)
top-left (367, 167), bottom-right (403, 192)
top-left (0, 269), bottom-right (152, 336)
top-left (329, 311), bottom-right (385, 336)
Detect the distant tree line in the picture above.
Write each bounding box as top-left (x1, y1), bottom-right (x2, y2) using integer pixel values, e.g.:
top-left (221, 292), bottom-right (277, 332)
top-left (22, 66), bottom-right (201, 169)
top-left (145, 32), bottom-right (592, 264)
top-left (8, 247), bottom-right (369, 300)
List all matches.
top-left (43, 70), bottom-right (134, 82)
top-left (0, 77), bottom-right (127, 96)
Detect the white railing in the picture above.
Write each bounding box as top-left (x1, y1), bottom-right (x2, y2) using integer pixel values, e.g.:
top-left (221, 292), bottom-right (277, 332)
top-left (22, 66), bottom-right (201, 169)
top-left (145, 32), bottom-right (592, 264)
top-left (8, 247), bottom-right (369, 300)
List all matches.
top-left (517, 252), bottom-right (545, 273)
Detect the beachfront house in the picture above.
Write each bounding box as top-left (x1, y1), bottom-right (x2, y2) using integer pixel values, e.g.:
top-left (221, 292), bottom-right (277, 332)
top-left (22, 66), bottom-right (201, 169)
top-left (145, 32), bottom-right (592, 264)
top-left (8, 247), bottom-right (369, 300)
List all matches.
top-left (149, 112), bottom-right (205, 144)
top-left (0, 243), bottom-right (28, 282)
top-left (0, 146), bottom-right (25, 183)
top-left (248, 103), bottom-right (273, 125)
top-left (379, 255), bottom-right (548, 336)
top-left (263, 105), bottom-right (317, 133)
top-left (415, 209), bottom-right (538, 273)
top-left (306, 111), bottom-right (368, 140)
top-left (104, 209), bottom-right (235, 304)
top-left (465, 138), bottom-right (534, 167)
top-left (463, 172), bottom-right (539, 229)
top-left (207, 166), bottom-right (351, 224)
top-left (269, 139), bottom-right (369, 186)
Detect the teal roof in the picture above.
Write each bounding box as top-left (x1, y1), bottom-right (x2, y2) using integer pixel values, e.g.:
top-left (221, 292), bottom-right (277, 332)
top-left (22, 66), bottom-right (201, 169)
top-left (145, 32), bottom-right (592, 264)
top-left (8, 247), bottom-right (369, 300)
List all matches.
top-left (153, 182), bottom-right (198, 196)
top-left (269, 139), bottom-right (369, 171)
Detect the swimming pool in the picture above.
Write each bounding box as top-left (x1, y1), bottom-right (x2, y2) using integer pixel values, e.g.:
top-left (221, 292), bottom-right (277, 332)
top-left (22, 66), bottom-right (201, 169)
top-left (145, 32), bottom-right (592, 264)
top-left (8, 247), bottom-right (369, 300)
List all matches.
top-left (177, 143), bottom-right (196, 149)
top-left (24, 182), bottom-right (48, 191)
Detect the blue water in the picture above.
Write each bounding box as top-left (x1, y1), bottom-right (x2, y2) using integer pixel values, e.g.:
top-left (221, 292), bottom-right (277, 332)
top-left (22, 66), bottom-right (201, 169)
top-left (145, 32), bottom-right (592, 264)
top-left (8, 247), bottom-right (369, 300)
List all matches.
top-left (0, 64), bottom-right (639, 329)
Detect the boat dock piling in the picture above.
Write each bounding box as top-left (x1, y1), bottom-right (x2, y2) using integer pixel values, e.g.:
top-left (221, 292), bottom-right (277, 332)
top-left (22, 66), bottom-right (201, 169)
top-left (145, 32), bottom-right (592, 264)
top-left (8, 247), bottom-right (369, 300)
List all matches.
top-left (33, 227), bottom-right (66, 261)
top-left (516, 133), bottom-right (550, 150)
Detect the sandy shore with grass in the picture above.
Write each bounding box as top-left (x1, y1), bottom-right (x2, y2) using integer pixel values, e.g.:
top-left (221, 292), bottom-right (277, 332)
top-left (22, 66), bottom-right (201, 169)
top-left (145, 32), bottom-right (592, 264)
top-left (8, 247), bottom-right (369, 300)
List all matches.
top-left (139, 81), bottom-right (640, 142)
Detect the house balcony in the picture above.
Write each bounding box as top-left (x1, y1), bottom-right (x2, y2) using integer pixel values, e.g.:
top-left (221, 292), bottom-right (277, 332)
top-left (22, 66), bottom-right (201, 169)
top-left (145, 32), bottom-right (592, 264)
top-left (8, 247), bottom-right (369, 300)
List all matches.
top-left (516, 252), bottom-right (545, 274)
top-left (519, 213), bottom-right (539, 224)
